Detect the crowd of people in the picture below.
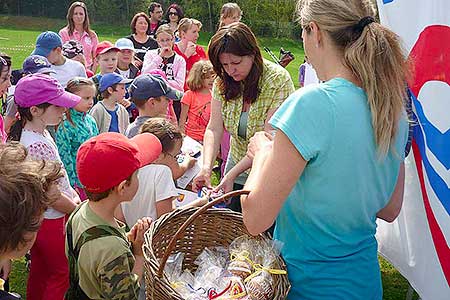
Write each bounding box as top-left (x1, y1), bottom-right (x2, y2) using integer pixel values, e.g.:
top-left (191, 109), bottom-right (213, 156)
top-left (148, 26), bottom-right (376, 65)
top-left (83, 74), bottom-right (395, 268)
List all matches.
top-left (0, 0), bottom-right (410, 299)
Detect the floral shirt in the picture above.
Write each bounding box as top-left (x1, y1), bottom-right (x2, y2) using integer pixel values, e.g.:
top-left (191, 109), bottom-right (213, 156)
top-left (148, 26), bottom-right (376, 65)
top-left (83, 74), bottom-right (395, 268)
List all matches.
top-left (56, 109), bottom-right (99, 188)
top-left (20, 129), bottom-right (78, 219)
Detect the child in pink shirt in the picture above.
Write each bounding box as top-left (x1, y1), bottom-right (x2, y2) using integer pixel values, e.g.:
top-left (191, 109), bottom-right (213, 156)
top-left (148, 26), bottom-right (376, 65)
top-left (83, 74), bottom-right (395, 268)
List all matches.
top-left (179, 61), bottom-right (215, 142)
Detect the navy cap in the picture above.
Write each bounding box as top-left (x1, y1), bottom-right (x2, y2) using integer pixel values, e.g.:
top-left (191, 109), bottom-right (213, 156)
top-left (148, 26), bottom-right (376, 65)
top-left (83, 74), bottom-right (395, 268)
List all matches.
top-left (22, 55), bottom-right (55, 74)
top-left (99, 73), bottom-right (133, 93)
top-left (129, 74), bottom-right (183, 101)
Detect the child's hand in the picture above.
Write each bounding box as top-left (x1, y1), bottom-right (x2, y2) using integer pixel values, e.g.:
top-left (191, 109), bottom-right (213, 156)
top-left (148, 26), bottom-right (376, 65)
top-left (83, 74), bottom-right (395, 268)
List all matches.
top-left (160, 47), bottom-right (172, 58)
top-left (128, 217), bottom-right (152, 257)
top-left (119, 98), bottom-right (131, 108)
top-left (181, 155), bottom-right (196, 170)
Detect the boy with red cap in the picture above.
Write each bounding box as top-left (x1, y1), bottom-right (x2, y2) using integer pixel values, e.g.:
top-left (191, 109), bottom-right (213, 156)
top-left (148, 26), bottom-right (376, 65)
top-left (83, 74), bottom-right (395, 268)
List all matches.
top-left (91, 41), bottom-right (120, 104)
top-left (65, 132), bottom-right (162, 299)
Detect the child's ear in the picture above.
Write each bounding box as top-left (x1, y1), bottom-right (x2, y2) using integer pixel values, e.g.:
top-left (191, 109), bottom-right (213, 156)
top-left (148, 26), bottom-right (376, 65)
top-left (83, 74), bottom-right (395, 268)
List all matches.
top-left (107, 86), bottom-right (115, 94)
top-left (116, 179), bottom-right (129, 196)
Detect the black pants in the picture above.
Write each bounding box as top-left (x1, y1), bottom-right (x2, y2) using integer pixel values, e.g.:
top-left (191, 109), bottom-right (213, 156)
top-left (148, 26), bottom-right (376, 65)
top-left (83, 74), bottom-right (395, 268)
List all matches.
top-left (226, 183), bottom-right (275, 237)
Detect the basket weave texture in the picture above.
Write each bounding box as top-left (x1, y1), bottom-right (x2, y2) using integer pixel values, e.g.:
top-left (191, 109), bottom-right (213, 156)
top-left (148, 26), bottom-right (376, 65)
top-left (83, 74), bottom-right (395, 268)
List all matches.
top-left (143, 191), bottom-right (291, 300)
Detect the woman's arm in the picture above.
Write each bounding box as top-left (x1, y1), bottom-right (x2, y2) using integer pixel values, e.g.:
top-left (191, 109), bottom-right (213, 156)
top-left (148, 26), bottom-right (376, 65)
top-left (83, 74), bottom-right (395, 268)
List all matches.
top-left (242, 131), bottom-right (307, 235)
top-left (377, 163), bottom-right (405, 222)
top-left (192, 96), bottom-right (224, 191)
top-left (215, 155), bottom-right (252, 193)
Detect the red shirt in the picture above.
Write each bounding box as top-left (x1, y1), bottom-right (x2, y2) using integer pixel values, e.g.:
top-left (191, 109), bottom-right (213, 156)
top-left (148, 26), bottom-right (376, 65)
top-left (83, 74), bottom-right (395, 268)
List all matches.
top-left (173, 44), bottom-right (207, 91)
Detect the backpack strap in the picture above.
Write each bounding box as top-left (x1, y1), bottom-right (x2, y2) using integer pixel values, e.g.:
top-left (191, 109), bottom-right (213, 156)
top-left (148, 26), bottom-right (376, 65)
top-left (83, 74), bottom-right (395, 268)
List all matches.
top-left (65, 204), bottom-right (127, 300)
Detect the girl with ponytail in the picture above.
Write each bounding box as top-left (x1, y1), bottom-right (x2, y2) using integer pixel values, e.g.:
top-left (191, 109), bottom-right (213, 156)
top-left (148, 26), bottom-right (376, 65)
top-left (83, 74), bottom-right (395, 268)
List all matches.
top-left (240, 1), bottom-right (410, 299)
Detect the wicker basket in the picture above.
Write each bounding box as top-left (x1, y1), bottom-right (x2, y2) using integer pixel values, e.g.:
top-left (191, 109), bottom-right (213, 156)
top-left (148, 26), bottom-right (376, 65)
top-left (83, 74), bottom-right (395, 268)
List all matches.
top-left (143, 190), bottom-right (291, 300)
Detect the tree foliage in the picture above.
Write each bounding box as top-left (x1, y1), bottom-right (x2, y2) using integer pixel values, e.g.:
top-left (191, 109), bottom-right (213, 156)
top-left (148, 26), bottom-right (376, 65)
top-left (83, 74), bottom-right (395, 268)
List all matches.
top-left (0, 0), bottom-right (299, 38)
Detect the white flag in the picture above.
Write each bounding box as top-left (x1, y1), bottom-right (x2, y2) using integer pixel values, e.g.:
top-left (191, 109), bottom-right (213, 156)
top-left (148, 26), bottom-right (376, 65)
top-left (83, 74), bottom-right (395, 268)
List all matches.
top-left (376, 1), bottom-right (450, 299)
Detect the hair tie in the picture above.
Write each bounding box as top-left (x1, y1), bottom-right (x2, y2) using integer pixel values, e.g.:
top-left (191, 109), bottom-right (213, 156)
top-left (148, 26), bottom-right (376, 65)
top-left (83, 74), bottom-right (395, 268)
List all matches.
top-left (354, 16), bottom-right (375, 33)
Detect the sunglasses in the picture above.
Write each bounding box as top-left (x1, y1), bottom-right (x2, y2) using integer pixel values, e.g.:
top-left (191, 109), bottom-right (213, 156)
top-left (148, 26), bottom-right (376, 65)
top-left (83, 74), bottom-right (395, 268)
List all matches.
top-left (168, 12), bottom-right (178, 16)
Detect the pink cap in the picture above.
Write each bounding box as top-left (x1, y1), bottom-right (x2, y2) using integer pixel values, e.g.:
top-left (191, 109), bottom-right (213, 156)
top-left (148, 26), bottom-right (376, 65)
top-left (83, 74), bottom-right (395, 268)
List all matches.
top-left (14, 74), bottom-right (81, 108)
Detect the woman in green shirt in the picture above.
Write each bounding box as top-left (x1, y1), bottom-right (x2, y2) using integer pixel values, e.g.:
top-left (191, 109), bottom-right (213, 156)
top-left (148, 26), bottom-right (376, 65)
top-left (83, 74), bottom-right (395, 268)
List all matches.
top-left (192, 22), bottom-right (294, 211)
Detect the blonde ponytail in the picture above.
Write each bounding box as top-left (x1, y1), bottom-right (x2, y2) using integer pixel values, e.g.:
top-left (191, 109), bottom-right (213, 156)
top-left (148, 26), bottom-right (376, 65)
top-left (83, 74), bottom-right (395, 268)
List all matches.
top-left (298, 0), bottom-right (410, 156)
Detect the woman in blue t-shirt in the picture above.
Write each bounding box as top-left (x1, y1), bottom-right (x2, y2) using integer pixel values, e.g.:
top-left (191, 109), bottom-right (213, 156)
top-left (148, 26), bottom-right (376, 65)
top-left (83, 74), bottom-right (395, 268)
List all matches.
top-left (240, 1), bottom-right (410, 299)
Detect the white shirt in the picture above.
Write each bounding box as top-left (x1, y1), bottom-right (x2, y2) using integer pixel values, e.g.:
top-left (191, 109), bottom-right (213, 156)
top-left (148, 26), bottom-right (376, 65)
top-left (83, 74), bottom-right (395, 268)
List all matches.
top-left (121, 164), bottom-right (179, 227)
top-left (304, 62), bottom-right (320, 87)
top-left (117, 68), bottom-right (131, 79)
top-left (20, 129), bottom-right (79, 219)
top-left (51, 58), bottom-right (87, 87)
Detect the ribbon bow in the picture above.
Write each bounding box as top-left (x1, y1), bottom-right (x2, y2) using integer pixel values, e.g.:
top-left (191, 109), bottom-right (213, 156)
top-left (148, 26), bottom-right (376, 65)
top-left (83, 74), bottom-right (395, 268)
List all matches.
top-left (244, 263), bottom-right (287, 283)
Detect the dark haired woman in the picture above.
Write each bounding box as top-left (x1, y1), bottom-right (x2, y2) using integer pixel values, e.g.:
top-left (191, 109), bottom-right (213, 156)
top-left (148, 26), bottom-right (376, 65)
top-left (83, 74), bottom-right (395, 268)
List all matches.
top-left (192, 22), bottom-right (295, 211)
top-left (165, 3), bottom-right (184, 39)
top-left (126, 12), bottom-right (159, 69)
top-left (59, 1), bottom-right (98, 71)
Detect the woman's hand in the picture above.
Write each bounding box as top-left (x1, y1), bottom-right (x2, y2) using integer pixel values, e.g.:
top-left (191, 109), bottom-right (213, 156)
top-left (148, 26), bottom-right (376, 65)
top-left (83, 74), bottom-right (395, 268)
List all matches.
top-left (214, 173), bottom-right (235, 194)
top-left (247, 131), bottom-right (274, 161)
top-left (192, 168), bottom-right (212, 192)
top-left (185, 42), bottom-right (197, 58)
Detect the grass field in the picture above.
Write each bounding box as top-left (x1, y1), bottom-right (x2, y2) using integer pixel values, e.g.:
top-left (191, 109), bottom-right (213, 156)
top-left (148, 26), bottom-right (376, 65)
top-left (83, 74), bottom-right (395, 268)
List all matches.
top-left (0, 15), bottom-right (304, 88)
top-left (0, 15), bottom-right (419, 300)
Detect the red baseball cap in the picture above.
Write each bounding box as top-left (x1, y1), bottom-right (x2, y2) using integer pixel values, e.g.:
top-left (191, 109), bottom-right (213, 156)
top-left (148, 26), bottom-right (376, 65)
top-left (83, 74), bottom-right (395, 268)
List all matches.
top-left (95, 41), bottom-right (120, 58)
top-left (76, 132), bottom-right (162, 193)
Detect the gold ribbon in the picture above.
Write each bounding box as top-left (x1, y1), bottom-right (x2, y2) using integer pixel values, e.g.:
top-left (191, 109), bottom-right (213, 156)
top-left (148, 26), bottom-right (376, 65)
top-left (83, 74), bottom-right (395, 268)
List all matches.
top-left (230, 250), bottom-right (254, 266)
top-left (243, 263), bottom-right (287, 283)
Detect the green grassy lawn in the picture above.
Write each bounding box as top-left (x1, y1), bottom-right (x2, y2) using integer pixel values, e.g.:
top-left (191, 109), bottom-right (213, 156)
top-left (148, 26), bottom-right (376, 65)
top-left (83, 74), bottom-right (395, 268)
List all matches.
top-left (1, 15), bottom-right (418, 300)
top-left (0, 15), bottom-right (304, 88)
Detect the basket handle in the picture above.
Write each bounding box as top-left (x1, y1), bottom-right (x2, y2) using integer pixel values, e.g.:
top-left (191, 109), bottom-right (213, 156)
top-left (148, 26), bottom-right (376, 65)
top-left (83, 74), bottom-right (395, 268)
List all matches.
top-left (156, 189), bottom-right (251, 277)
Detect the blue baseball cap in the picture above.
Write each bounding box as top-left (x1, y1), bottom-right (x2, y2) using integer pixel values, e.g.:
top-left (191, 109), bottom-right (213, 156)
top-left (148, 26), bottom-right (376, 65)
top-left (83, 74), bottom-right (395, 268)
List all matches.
top-left (32, 31), bottom-right (63, 58)
top-left (22, 55), bottom-right (55, 75)
top-left (99, 73), bottom-right (133, 93)
top-left (129, 74), bottom-right (183, 101)
top-left (115, 38), bottom-right (135, 51)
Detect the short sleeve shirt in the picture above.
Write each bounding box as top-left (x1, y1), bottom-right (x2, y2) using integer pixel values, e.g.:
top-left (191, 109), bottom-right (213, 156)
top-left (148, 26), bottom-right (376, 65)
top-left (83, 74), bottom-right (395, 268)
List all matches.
top-left (121, 164), bottom-right (179, 227)
top-left (269, 78), bottom-right (409, 300)
top-left (66, 201), bottom-right (139, 299)
top-left (213, 59), bottom-right (295, 166)
top-left (20, 129), bottom-right (78, 219)
top-left (181, 90), bottom-right (211, 142)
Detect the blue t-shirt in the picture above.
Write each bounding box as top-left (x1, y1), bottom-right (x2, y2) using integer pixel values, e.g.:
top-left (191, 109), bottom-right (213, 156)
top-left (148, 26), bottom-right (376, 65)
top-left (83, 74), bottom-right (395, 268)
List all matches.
top-left (106, 105), bottom-right (120, 133)
top-left (270, 78), bottom-right (408, 300)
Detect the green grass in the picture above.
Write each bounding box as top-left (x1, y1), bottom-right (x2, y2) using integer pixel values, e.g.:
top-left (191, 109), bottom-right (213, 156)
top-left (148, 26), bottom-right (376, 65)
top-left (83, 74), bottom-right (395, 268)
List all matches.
top-left (1, 15), bottom-right (417, 300)
top-left (0, 15), bottom-right (304, 88)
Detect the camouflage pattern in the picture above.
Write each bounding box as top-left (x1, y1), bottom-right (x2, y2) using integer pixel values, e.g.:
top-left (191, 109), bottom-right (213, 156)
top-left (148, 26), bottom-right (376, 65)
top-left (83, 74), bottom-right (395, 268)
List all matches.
top-left (99, 252), bottom-right (140, 299)
top-left (66, 202), bottom-right (140, 300)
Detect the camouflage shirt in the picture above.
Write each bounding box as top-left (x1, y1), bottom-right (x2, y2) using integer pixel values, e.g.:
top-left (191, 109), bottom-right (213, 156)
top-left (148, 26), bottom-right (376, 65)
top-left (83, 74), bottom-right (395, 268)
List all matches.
top-left (66, 201), bottom-right (140, 299)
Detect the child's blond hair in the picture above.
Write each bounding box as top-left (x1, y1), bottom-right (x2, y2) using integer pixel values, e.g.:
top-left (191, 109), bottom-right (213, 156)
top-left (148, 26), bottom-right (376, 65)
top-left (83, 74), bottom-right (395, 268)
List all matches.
top-left (186, 60), bottom-right (214, 91)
